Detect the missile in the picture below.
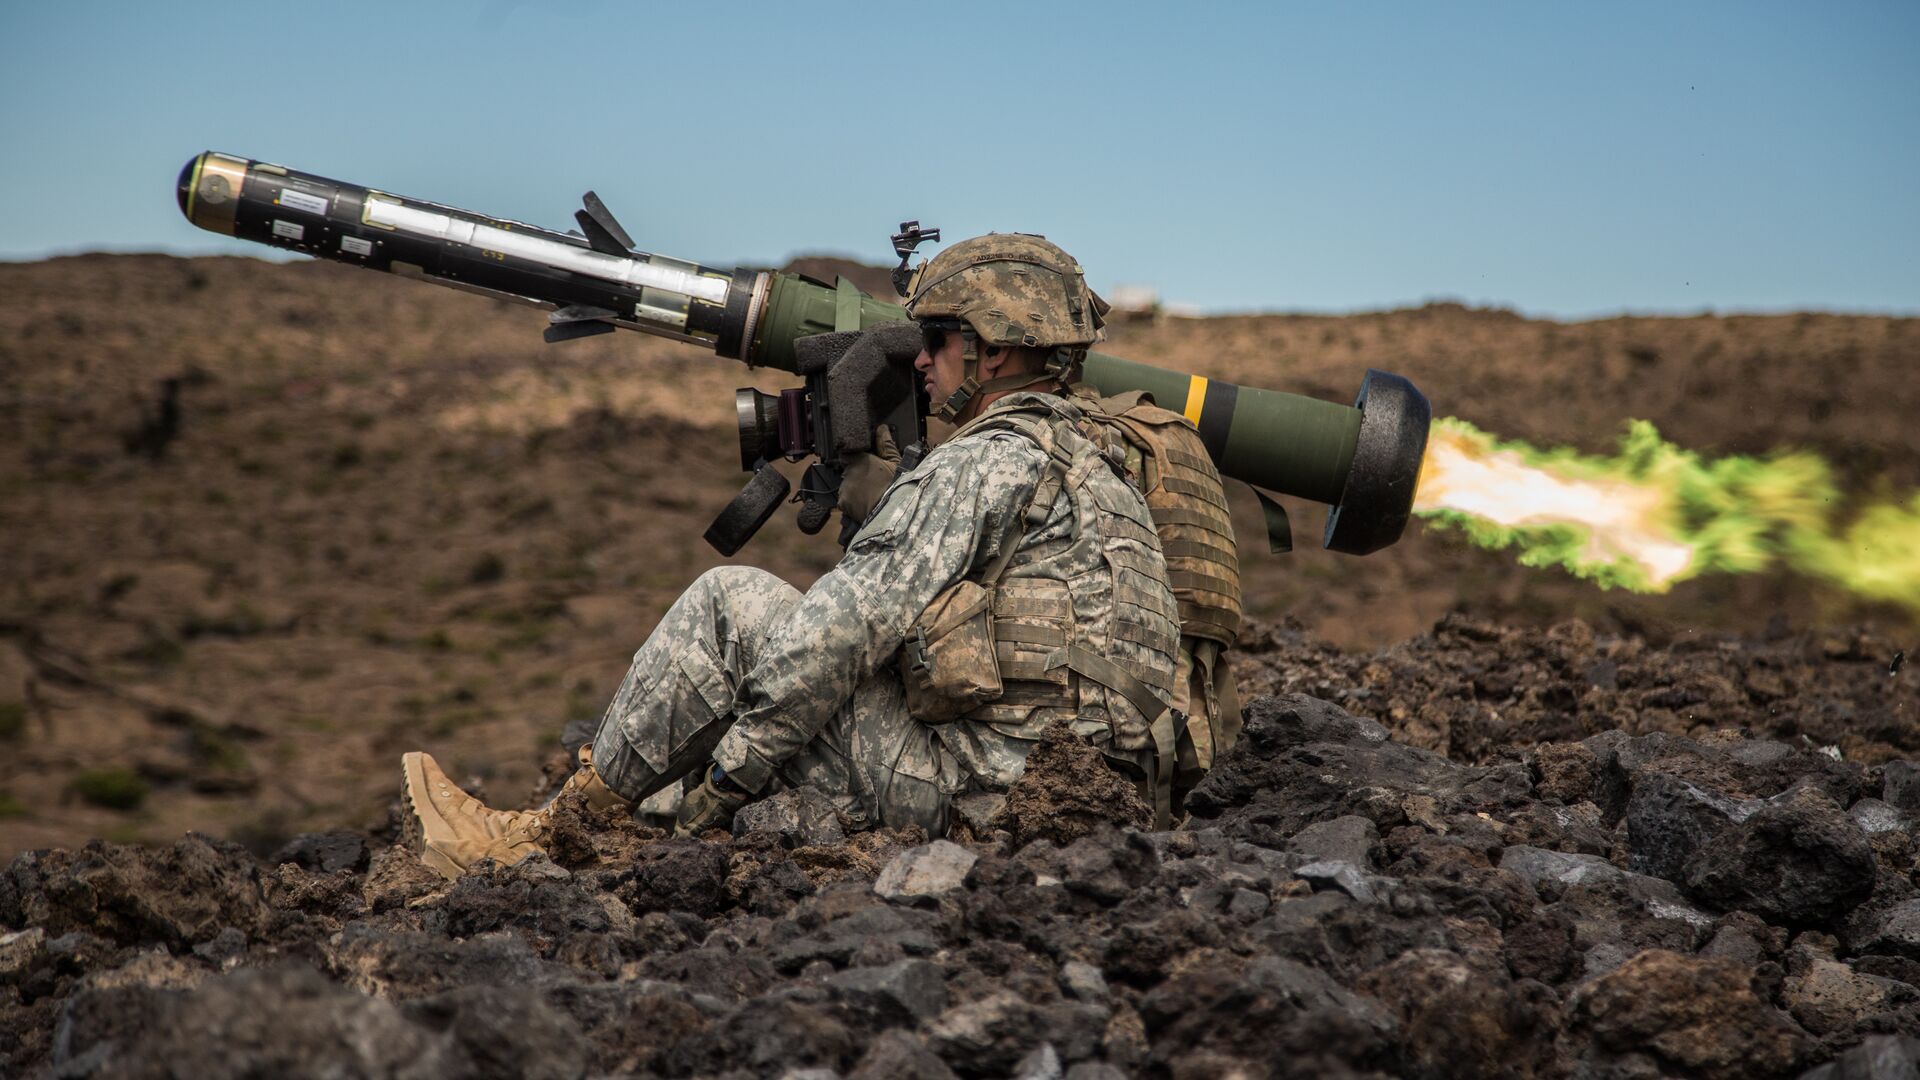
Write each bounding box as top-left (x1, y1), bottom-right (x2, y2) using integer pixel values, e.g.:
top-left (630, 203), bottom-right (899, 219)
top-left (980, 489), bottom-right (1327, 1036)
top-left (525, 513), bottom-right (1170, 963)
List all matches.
top-left (177, 151), bottom-right (1427, 555)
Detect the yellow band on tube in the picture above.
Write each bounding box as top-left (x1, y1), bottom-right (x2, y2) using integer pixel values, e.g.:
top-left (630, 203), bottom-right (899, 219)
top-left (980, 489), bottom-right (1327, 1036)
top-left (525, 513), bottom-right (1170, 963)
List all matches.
top-left (1183, 375), bottom-right (1208, 426)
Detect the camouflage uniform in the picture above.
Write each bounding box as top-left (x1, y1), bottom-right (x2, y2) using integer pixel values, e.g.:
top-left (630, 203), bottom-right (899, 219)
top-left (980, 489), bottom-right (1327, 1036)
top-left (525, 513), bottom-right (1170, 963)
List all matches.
top-left (589, 390), bottom-right (1178, 832)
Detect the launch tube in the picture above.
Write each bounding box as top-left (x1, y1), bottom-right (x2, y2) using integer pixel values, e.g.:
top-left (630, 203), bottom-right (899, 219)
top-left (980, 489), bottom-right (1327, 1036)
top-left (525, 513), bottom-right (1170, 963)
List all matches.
top-left (177, 151), bottom-right (1424, 554)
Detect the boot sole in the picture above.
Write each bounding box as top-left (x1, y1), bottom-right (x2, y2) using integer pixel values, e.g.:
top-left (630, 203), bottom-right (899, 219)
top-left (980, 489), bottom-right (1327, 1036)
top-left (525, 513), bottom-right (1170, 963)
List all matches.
top-left (401, 752), bottom-right (466, 882)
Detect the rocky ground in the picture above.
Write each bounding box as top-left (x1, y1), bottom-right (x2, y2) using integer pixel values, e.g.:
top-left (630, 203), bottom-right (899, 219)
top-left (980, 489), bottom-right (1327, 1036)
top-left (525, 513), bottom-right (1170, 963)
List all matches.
top-left (4, 612), bottom-right (1918, 1077)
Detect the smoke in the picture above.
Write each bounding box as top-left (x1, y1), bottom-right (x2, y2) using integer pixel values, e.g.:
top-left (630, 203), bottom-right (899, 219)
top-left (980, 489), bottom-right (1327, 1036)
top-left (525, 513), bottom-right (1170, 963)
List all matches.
top-left (1412, 417), bottom-right (1920, 612)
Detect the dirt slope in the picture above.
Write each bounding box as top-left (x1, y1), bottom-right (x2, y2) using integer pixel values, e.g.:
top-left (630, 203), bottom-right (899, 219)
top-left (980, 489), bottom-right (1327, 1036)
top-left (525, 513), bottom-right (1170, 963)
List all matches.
top-left (0, 253), bottom-right (1914, 856)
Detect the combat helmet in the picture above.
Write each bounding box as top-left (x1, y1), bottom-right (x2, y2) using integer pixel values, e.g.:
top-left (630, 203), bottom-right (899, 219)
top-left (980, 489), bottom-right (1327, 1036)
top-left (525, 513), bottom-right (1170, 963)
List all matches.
top-left (903, 233), bottom-right (1111, 421)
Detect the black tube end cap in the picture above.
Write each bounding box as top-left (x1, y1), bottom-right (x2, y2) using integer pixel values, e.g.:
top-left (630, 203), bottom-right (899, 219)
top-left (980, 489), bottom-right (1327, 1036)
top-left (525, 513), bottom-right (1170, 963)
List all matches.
top-left (1324, 369), bottom-right (1431, 555)
top-left (176, 154), bottom-right (200, 219)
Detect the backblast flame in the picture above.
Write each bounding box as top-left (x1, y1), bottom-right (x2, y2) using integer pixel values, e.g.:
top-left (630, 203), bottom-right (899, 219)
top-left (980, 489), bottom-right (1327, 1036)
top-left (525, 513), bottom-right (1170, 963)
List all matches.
top-left (1415, 425), bottom-right (1694, 586)
top-left (1411, 417), bottom-right (1920, 612)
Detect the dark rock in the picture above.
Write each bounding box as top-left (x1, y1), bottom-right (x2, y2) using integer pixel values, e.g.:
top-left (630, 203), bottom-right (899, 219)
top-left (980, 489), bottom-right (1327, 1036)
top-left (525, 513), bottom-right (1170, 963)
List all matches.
top-left (327, 925), bottom-right (567, 1000)
top-left (732, 854), bottom-right (817, 915)
top-left (2, 834), bottom-right (270, 948)
top-left (190, 927), bottom-right (247, 968)
top-left (1139, 956), bottom-right (1397, 1077)
top-left (657, 997), bottom-right (855, 1077)
top-left (1499, 844), bottom-right (1629, 889)
top-left (1855, 899), bottom-right (1920, 960)
top-left (0, 927), bottom-right (46, 985)
top-left (1286, 814), bottom-right (1380, 867)
top-left (53, 963), bottom-right (586, 1079)
top-left (1186, 694), bottom-right (1533, 846)
top-left (622, 839), bottom-right (732, 916)
top-left (1016, 827), bottom-right (1158, 905)
top-left (770, 900), bottom-right (940, 973)
top-left (1798, 1034), bottom-right (1920, 1080)
top-left (269, 829), bottom-right (370, 874)
top-left (1624, 772), bottom-right (1755, 882)
top-left (1882, 762), bottom-right (1920, 815)
top-left (1293, 859), bottom-right (1378, 904)
top-left (1684, 784), bottom-right (1878, 926)
top-left (826, 959), bottom-right (948, 1026)
top-left (1504, 909), bottom-right (1580, 983)
top-left (849, 1029), bottom-right (958, 1080)
top-left (733, 786), bottom-right (847, 847)
top-left (927, 990), bottom-right (1045, 1075)
top-left (1534, 741), bottom-right (1598, 803)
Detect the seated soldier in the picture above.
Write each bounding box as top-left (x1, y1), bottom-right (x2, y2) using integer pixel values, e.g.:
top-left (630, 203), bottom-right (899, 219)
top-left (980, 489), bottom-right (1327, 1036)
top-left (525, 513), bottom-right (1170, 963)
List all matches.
top-left (400, 234), bottom-right (1186, 879)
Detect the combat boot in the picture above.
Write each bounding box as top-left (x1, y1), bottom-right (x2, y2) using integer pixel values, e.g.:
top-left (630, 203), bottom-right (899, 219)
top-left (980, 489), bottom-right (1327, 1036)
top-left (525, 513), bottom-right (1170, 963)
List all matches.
top-left (401, 745), bottom-right (630, 881)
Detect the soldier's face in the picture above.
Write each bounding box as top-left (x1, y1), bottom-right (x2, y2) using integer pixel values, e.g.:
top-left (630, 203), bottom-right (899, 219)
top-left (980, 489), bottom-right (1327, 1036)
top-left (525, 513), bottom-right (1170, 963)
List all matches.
top-left (914, 324), bottom-right (969, 405)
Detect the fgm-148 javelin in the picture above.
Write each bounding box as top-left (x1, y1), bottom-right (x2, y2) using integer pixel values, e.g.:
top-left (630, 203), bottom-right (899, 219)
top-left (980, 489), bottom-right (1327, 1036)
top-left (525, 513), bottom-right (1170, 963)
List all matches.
top-left (176, 151), bottom-right (1429, 557)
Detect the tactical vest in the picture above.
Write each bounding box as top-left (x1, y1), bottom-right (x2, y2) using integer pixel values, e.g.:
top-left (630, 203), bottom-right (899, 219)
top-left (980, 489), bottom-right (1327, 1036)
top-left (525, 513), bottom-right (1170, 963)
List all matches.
top-left (1071, 388), bottom-right (1245, 783)
top-left (900, 394), bottom-right (1183, 820)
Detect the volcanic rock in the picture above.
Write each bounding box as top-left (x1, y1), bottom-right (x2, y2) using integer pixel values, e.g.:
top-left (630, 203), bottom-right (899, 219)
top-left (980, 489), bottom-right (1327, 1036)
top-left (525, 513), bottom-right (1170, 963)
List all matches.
top-left (1684, 784), bottom-right (1878, 926)
top-left (733, 786), bottom-right (847, 847)
top-left (269, 829), bottom-right (370, 874)
top-left (3, 688), bottom-right (1915, 1077)
top-left (992, 719), bottom-right (1151, 847)
top-left (1799, 1035), bottom-right (1920, 1080)
top-left (1567, 948), bottom-right (1809, 1079)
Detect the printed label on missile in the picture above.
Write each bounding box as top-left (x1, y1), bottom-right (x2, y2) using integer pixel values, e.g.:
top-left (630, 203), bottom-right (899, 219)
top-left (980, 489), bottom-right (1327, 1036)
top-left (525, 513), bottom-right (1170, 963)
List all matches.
top-left (271, 219), bottom-right (305, 241)
top-left (279, 189), bottom-right (329, 216)
top-left (340, 235), bottom-right (374, 256)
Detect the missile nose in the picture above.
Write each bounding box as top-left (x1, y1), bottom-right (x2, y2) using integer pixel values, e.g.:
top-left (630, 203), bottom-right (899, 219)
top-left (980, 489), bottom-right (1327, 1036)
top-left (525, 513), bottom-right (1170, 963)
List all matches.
top-left (177, 154), bottom-right (202, 220)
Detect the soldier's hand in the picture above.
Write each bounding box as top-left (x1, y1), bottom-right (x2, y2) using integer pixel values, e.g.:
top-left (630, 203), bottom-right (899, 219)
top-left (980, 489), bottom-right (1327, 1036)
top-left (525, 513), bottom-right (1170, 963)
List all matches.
top-left (837, 424), bottom-right (902, 526)
top-left (674, 762), bottom-right (751, 837)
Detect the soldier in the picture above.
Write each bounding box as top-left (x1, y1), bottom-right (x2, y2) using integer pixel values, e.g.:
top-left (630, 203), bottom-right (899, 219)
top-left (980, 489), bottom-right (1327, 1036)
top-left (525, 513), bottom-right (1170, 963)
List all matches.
top-left (401, 234), bottom-right (1186, 880)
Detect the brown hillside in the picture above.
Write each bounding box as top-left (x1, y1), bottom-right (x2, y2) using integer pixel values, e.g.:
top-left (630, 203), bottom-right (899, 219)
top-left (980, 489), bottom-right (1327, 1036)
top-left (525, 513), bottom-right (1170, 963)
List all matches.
top-left (0, 253), bottom-right (1914, 854)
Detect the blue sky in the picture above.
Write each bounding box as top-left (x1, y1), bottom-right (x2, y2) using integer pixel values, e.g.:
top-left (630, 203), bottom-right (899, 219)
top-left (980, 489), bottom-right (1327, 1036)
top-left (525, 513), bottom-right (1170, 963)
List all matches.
top-left (2, 1), bottom-right (1914, 317)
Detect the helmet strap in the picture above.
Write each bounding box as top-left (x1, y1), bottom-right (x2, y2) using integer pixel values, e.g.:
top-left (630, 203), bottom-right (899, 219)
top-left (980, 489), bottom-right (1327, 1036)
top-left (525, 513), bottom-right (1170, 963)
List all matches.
top-left (933, 338), bottom-right (1075, 423)
top-left (932, 333), bottom-right (984, 423)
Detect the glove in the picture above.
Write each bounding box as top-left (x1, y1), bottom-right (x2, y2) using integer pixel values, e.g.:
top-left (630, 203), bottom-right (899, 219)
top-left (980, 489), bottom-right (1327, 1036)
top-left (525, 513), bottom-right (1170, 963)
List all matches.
top-left (837, 424), bottom-right (902, 526)
top-left (674, 763), bottom-right (752, 837)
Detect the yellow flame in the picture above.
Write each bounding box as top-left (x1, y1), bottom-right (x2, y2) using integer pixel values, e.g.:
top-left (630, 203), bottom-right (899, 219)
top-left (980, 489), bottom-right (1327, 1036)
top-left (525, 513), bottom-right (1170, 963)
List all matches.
top-left (1411, 417), bottom-right (1920, 611)
top-left (1414, 425), bottom-right (1695, 586)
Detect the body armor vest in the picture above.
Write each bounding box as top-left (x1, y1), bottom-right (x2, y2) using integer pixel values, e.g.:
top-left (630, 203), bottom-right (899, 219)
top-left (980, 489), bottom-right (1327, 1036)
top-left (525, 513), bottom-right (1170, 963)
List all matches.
top-left (901, 394), bottom-right (1182, 817)
top-left (1071, 388), bottom-right (1245, 783)
top-left (1081, 391), bottom-right (1243, 646)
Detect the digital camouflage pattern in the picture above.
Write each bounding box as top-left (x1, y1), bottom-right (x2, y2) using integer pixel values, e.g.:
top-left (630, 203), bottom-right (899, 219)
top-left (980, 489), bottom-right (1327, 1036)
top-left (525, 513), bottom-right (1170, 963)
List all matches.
top-left (905, 233), bottom-right (1110, 350)
top-left (588, 391), bottom-right (1178, 832)
top-left (1068, 386), bottom-right (1246, 782)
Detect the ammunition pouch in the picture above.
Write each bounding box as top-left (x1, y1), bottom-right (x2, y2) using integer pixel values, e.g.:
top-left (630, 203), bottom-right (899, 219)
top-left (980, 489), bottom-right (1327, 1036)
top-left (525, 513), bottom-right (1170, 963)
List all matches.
top-left (901, 579), bottom-right (1002, 724)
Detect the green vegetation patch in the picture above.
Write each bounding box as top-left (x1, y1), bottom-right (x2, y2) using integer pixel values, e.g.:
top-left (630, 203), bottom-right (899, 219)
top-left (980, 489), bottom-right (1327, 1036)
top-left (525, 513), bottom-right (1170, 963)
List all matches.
top-left (73, 767), bottom-right (149, 811)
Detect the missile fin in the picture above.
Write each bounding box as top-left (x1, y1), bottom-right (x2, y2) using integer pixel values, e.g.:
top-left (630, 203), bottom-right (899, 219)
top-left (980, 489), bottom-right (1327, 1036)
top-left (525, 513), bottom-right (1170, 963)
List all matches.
top-left (575, 191), bottom-right (635, 255)
top-left (544, 320), bottom-right (616, 344)
top-left (550, 304), bottom-right (620, 323)
top-left (544, 304), bottom-right (619, 344)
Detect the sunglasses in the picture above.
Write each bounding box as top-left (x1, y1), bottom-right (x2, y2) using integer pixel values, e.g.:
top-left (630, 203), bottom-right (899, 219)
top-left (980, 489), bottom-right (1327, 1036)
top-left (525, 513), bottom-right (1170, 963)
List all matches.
top-left (919, 322), bottom-right (965, 356)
